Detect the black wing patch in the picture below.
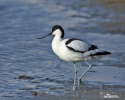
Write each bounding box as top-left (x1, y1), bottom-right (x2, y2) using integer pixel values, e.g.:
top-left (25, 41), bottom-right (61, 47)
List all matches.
top-left (90, 51), bottom-right (111, 56)
top-left (65, 38), bottom-right (98, 53)
top-left (67, 46), bottom-right (85, 53)
top-left (66, 38), bottom-right (85, 53)
top-left (65, 38), bottom-right (77, 45)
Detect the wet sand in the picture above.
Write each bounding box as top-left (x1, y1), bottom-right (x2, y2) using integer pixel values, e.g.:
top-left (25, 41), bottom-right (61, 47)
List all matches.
top-left (30, 84), bottom-right (125, 100)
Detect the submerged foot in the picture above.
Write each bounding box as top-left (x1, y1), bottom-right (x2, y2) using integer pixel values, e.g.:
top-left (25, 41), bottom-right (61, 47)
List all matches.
top-left (72, 86), bottom-right (76, 91)
top-left (78, 79), bottom-right (82, 88)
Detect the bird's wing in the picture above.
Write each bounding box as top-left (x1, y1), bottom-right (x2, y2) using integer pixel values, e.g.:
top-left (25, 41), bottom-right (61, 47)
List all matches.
top-left (65, 38), bottom-right (98, 53)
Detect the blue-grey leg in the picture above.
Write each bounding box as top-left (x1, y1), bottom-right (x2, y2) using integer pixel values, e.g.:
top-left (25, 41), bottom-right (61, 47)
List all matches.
top-left (78, 61), bottom-right (92, 88)
top-left (73, 62), bottom-right (77, 91)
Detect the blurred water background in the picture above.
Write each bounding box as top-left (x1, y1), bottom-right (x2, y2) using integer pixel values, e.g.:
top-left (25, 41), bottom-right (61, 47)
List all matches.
top-left (0, 0), bottom-right (125, 99)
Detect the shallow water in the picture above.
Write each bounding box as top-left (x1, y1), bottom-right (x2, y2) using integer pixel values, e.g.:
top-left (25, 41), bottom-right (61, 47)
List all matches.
top-left (0, 0), bottom-right (125, 100)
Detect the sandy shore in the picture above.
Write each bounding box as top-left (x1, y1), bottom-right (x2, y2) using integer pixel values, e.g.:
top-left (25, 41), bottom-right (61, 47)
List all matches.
top-left (30, 85), bottom-right (125, 100)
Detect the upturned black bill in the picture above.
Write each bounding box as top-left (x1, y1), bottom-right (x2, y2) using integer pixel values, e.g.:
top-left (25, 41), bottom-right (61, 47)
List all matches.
top-left (37, 33), bottom-right (52, 39)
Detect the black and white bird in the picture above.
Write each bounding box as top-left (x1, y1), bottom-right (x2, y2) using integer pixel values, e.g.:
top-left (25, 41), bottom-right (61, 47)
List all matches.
top-left (37, 25), bottom-right (111, 91)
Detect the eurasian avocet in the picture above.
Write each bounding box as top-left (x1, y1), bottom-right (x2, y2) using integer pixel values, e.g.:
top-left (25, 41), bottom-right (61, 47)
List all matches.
top-left (37, 25), bottom-right (111, 91)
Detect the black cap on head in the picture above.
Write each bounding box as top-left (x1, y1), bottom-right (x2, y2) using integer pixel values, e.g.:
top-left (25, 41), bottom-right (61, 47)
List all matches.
top-left (52, 25), bottom-right (64, 38)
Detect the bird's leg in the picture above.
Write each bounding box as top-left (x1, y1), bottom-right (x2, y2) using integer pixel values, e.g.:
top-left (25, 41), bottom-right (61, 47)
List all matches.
top-left (73, 62), bottom-right (77, 91)
top-left (78, 61), bottom-right (92, 88)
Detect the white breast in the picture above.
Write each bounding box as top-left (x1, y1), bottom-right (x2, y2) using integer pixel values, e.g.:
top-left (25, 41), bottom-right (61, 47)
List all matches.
top-left (52, 37), bottom-right (70, 60)
top-left (52, 36), bottom-right (63, 57)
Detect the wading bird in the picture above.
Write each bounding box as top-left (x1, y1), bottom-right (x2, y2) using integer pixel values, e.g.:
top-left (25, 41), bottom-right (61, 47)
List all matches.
top-left (37, 25), bottom-right (111, 91)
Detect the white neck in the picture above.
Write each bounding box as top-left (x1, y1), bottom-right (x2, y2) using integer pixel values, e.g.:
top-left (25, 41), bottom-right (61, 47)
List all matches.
top-left (52, 35), bottom-right (62, 56)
